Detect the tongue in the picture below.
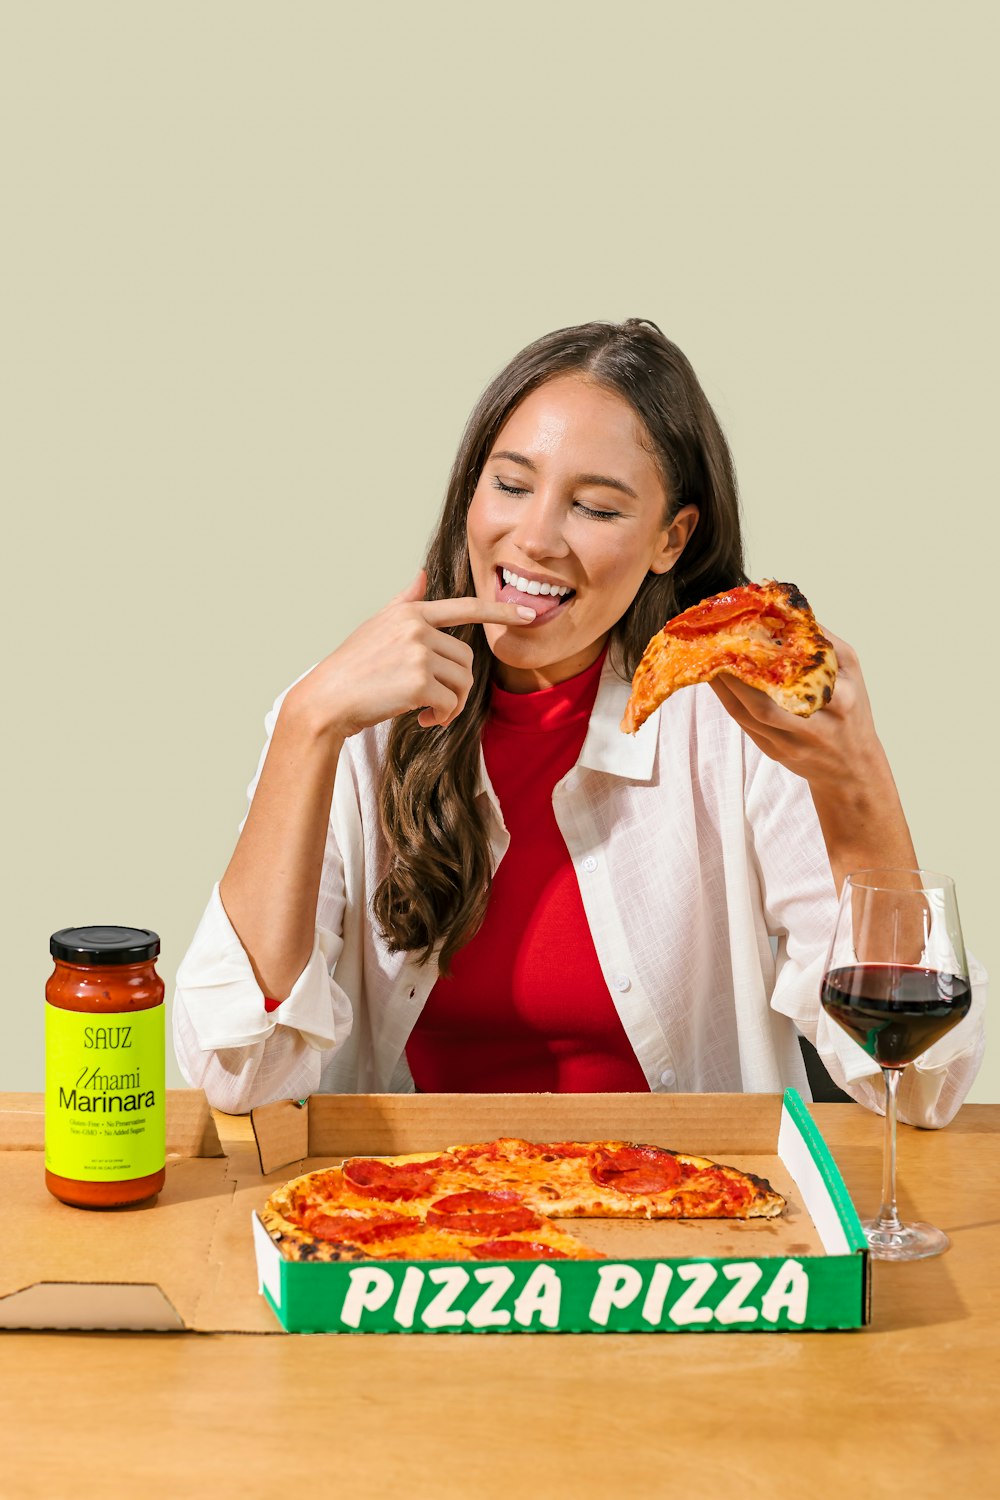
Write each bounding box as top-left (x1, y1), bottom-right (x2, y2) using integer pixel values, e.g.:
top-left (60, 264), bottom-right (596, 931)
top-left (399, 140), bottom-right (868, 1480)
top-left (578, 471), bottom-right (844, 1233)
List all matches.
top-left (498, 582), bottom-right (568, 617)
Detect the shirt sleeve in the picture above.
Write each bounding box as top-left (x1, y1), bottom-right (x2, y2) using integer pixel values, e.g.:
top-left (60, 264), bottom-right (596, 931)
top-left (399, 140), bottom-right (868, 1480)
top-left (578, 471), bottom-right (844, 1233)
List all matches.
top-left (744, 743), bottom-right (986, 1128)
top-left (172, 688), bottom-right (355, 1114)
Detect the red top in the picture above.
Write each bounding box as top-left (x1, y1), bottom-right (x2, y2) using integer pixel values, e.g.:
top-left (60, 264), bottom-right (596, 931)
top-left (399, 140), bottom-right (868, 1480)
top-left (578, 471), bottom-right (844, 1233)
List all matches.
top-left (405, 646), bottom-right (649, 1093)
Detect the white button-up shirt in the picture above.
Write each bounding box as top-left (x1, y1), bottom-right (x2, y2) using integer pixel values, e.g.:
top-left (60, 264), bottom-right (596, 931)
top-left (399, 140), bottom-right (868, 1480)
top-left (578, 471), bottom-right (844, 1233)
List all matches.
top-left (173, 657), bottom-right (986, 1123)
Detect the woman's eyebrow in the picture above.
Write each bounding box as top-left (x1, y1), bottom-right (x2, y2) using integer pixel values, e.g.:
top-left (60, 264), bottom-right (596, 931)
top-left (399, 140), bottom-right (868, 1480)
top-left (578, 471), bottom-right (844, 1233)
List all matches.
top-left (490, 449), bottom-right (638, 500)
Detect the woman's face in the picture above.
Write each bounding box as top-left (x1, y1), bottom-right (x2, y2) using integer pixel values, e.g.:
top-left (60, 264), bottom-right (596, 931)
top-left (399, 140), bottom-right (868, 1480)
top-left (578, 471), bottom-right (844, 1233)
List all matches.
top-left (467, 373), bottom-right (699, 691)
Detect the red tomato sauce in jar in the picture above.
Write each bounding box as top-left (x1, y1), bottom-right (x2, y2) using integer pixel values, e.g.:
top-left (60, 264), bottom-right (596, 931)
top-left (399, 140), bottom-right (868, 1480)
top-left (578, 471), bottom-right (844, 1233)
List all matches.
top-left (45, 926), bottom-right (166, 1208)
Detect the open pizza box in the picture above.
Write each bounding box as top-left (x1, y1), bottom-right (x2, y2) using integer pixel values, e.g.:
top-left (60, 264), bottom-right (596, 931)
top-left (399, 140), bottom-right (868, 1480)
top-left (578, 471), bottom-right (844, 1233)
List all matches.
top-left (249, 1088), bottom-right (870, 1334)
top-left (0, 1088), bottom-right (868, 1334)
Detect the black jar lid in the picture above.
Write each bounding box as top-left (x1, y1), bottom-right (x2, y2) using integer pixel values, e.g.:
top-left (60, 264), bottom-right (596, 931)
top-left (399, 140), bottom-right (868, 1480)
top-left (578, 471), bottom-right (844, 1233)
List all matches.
top-left (50, 926), bottom-right (161, 966)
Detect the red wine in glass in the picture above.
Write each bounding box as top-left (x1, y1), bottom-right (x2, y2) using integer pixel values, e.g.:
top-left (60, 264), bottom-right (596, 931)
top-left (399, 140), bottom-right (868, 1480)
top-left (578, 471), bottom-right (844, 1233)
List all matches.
top-left (820, 964), bottom-right (972, 1069)
top-left (821, 870), bottom-right (972, 1260)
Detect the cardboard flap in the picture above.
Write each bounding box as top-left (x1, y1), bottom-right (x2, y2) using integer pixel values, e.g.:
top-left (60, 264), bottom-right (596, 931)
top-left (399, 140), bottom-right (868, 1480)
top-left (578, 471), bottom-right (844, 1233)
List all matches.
top-left (251, 1098), bottom-right (310, 1175)
top-left (778, 1092), bottom-right (866, 1256)
top-left (0, 1090), bottom-right (223, 1159)
top-left (0, 1282), bottom-right (185, 1332)
top-left (294, 1091), bottom-right (785, 1160)
top-left (0, 1152), bottom-right (229, 1308)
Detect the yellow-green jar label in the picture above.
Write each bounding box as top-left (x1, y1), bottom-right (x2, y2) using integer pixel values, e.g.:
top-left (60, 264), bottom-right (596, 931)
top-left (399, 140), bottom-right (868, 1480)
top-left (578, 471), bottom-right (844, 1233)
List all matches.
top-left (45, 1005), bottom-right (165, 1180)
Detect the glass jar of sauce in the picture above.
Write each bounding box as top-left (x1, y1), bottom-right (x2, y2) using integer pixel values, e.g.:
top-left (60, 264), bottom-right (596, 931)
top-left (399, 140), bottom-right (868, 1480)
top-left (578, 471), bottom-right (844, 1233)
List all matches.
top-left (45, 926), bottom-right (166, 1208)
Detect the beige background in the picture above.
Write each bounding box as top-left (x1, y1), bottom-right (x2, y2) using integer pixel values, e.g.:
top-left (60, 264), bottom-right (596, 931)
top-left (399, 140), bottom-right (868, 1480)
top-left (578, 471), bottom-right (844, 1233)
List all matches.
top-left (3, 2), bottom-right (995, 1100)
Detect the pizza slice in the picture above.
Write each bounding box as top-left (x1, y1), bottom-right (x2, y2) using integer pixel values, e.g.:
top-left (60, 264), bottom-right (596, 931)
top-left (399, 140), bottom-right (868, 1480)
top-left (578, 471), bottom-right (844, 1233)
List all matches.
top-left (621, 580), bottom-right (837, 734)
top-left (260, 1164), bottom-right (601, 1263)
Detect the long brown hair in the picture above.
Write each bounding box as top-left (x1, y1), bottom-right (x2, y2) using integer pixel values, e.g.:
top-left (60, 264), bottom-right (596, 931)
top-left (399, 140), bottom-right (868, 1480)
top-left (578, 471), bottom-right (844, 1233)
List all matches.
top-left (372, 319), bottom-right (747, 971)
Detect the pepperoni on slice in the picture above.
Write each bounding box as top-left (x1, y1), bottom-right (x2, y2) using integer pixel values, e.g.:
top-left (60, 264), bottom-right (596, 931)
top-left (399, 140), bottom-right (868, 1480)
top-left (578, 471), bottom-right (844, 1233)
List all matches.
top-left (471, 1239), bottom-right (569, 1260)
top-left (301, 1212), bottom-right (363, 1241)
top-left (427, 1189), bottom-right (541, 1236)
top-left (590, 1145), bottom-right (682, 1195)
top-left (304, 1210), bottom-right (418, 1244)
top-left (668, 582), bottom-right (779, 636)
top-left (669, 588), bottom-right (769, 638)
top-left (350, 1215), bottom-right (425, 1244)
top-left (342, 1156), bottom-right (451, 1201)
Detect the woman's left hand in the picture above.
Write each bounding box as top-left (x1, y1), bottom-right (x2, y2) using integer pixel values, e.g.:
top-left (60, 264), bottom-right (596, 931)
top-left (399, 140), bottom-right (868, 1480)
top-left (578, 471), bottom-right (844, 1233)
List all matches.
top-left (709, 628), bottom-right (918, 893)
top-left (707, 628), bottom-right (882, 794)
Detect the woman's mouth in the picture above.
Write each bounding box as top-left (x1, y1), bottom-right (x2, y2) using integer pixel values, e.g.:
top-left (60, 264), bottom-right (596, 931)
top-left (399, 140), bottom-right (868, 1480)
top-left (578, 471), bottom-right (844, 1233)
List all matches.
top-left (494, 565), bottom-right (575, 623)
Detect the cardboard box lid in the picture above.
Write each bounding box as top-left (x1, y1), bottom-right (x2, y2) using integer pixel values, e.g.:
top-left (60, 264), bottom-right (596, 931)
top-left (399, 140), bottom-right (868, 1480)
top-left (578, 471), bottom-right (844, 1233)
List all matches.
top-left (0, 1090), bottom-right (278, 1333)
top-left (250, 1091), bottom-right (787, 1173)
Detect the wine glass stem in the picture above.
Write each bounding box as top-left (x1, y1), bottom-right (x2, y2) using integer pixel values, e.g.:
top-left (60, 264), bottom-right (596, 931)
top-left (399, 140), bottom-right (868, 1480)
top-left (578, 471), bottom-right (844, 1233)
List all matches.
top-left (877, 1066), bottom-right (904, 1232)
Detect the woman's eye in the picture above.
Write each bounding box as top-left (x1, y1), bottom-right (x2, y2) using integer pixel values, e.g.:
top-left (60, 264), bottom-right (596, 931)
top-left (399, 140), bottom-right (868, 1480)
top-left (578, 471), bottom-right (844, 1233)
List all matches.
top-left (490, 476), bottom-right (618, 519)
top-left (574, 502), bottom-right (620, 521)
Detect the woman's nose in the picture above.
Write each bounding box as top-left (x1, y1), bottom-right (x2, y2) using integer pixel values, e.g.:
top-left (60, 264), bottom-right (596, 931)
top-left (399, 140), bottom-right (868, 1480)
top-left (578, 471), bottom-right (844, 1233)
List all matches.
top-left (507, 489), bottom-right (570, 560)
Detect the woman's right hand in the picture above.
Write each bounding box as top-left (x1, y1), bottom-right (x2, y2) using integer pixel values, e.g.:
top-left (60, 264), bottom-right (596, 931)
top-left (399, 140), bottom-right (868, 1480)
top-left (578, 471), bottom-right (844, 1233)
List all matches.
top-left (283, 569), bottom-right (537, 740)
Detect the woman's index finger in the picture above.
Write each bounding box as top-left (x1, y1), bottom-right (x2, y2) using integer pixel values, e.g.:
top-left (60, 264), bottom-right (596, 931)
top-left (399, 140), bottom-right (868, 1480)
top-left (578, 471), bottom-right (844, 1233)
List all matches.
top-left (420, 596), bottom-right (537, 627)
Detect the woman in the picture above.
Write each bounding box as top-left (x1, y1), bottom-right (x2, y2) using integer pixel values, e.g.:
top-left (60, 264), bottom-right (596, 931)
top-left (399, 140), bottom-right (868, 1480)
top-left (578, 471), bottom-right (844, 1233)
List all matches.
top-left (174, 319), bottom-right (984, 1122)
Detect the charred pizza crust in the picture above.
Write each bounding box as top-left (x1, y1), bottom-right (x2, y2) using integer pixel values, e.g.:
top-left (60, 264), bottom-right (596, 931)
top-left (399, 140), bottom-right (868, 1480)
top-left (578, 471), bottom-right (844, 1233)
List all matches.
top-left (622, 580), bottom-right (838, 734)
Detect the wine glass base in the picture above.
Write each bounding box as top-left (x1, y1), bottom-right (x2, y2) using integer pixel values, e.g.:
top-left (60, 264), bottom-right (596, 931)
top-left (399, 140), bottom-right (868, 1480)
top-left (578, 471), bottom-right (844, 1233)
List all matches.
top-left (861, 1219), bottom-right (951, 1261)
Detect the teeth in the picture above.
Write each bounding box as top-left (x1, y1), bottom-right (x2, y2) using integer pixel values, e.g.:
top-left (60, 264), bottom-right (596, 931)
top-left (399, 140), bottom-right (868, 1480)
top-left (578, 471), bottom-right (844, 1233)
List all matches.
top-left (502, 568), bottom-right (571, 597)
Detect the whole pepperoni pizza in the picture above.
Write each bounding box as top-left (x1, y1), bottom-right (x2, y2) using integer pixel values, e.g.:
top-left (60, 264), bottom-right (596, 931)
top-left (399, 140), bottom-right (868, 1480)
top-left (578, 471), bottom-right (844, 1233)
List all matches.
top-left (260, 1137), bottom-right (785, 1263)
top-left (621, 580), bottom-right (838, 734)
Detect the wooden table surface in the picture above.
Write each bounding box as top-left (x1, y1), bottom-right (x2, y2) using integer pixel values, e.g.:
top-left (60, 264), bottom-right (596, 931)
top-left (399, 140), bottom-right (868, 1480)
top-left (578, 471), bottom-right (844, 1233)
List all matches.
top-left (2, 1103), bottom-right (998, 1498)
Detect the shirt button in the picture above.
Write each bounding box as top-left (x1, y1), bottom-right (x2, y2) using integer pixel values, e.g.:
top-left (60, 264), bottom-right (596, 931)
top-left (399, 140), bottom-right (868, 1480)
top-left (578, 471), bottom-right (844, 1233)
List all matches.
top-left (659, 1067), bottom-right (676, 1087)
top-left (613, 974), bottom-right (631, 992)
top-left (583, 856), bottom-right (598, 872)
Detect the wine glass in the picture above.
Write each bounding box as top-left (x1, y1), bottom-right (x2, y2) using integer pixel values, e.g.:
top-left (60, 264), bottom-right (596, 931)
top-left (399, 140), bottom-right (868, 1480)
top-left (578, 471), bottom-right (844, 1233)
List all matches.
top-left (820, 869), bottom-right (972, 1260)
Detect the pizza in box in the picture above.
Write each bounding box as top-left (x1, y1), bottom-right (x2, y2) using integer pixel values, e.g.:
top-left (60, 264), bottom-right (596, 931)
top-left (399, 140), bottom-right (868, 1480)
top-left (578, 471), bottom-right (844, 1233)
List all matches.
top-left (261, 1136), bottom-right (786, 1263)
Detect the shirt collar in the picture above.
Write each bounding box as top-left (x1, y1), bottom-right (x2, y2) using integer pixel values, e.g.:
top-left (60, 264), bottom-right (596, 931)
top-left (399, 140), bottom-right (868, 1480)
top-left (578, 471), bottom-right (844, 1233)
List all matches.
top-left (576, 652), bottom-right (659, 781)
top-left (475, 651), bottom-right (658, 798)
